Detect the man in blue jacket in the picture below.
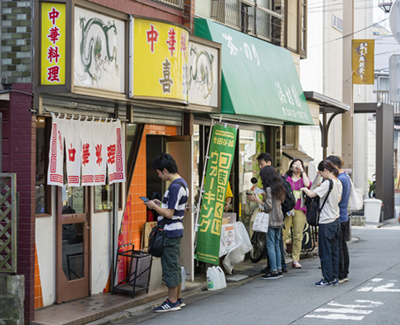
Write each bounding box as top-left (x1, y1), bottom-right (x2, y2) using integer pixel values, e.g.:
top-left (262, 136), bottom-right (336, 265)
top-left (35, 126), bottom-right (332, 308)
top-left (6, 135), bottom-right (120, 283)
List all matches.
top-left (326, 155), bottom-right (351, 283)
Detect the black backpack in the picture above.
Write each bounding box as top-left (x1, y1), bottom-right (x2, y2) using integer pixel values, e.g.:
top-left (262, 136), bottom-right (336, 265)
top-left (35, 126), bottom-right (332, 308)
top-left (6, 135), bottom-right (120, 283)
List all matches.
top-left (304, 179), bottom-right (333, 226)
top-left (281, 175), bottom-right (296, 214)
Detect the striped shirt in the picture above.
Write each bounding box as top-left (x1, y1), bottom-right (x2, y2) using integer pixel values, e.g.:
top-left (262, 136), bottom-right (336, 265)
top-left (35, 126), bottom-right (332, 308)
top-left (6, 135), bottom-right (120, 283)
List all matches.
top-left (158, 178), bottom-right (189, 238)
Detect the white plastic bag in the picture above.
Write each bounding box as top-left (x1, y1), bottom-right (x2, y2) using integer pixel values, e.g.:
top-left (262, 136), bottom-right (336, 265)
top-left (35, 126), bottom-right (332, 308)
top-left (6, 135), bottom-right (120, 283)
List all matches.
top-left (252, 212), bottom-right (269, 233)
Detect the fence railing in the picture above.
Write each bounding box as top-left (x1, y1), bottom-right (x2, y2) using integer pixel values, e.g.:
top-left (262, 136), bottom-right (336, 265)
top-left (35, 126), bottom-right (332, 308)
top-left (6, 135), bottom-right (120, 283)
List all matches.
top-left (0, 174), bottom-right (17, 274)
top-left (374, 90), bottom-right (400, 114)
top-left (150, 0), bottom-right (184, 9)
top-left (210, 0), bottom-right (283, 46)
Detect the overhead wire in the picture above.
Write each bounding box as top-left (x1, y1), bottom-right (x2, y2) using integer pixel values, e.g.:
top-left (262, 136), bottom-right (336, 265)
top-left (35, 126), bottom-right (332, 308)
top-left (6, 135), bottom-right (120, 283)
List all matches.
top-left (309, 17), bottom-right (389, 48)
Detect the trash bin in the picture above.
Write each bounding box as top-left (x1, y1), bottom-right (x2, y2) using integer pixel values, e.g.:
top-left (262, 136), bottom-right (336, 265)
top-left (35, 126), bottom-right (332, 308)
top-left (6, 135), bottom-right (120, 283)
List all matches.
top-left (363, 199), bottom-right (382, 223)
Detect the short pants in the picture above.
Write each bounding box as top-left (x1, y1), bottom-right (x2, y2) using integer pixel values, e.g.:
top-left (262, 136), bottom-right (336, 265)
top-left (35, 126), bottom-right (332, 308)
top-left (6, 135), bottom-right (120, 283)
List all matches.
top-left (160, 234), bottom-right (182, 288)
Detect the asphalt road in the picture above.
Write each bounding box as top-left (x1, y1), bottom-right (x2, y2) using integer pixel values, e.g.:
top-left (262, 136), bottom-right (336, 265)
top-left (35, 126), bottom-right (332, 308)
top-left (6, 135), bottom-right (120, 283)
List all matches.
top-left (111, 222), bottom-right (400, 325)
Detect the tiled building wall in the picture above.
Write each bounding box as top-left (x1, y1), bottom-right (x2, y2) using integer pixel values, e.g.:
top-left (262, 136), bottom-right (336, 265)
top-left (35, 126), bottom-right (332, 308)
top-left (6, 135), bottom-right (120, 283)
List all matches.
top-left (116, 124), bottom-right (177, 283)
top-left (1, 0), bottom-right (33, 84)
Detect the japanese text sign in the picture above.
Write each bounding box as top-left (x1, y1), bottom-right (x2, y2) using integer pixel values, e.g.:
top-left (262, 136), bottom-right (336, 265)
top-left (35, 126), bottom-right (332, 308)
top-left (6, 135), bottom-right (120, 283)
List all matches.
top-left (132, 18), bottom-right (189, 103)
top-left (41, 3), bottom-right (66, 85)
top-left (195, 124), bottom-right (237, 265)
top-left (352, 39), bottom-right (375, 85)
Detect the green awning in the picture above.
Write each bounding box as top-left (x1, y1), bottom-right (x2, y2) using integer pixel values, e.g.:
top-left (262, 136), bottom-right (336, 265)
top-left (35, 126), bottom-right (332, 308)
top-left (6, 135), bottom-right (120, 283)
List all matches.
top-left (194, 19), bottom-right (313, 125)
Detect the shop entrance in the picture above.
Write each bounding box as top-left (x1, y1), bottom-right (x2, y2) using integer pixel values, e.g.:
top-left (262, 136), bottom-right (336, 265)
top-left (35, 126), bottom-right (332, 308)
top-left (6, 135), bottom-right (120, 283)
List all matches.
top-left (145, 134), bottom-right (194, 280)
top-left (55, 181), bottom-right (90, 303)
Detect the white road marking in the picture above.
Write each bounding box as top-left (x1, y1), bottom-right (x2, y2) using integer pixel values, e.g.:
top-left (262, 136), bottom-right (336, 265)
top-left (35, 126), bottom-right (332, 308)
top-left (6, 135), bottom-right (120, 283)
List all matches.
top-left (305, 300), bottom-right (383, 321)
top-left (305, 314), bottom-right (365, 320)
top-left (315, 308), bottom-right (372, 315)
top-left (373, 283), bottom-right (400, 292)
top-left (357, 287), bottom-right (373, 292)
top-left (371, 278), bottom-right (383, 282)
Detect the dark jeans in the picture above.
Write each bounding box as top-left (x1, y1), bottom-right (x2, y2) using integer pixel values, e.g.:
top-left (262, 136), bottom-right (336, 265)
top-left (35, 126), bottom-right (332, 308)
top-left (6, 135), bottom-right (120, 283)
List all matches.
top-left (318, 218), bottom-right (340, 282)
top-left (339, 219), bottom-right (350, 279)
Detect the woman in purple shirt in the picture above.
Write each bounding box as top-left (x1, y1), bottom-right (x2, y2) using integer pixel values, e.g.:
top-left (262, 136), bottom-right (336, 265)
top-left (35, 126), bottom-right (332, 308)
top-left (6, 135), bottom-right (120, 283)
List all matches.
top-left (283, 159), bottom-right (311, 268)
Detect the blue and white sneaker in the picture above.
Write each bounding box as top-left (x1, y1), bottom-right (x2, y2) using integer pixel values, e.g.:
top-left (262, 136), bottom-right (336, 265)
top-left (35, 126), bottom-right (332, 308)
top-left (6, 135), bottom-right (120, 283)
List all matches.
top-left (153, 299), bottom-right (181, 313)
top-left (331, 278), bottom-right (339, 286)
top-left (315, 279), bottom-right (333, 287)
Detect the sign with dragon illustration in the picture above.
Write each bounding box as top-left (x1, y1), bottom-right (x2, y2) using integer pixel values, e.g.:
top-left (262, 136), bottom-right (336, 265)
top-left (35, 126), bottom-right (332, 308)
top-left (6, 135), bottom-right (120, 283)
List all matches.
top-left (74, 7), bottom-right (125, 93)
top-left (188, 40), bottom-right (219, 108)
top-left (131, 18), bottom-right (189, 103)
top-left (41, 3), bottom-right (66, 85)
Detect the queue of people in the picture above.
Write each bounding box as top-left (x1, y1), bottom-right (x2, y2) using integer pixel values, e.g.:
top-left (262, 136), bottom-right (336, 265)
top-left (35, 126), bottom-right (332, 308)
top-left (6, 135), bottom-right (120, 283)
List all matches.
top-left (143, 151), bottom-right (352, 314)
top-left (249, 153), bottom-right (351, 288)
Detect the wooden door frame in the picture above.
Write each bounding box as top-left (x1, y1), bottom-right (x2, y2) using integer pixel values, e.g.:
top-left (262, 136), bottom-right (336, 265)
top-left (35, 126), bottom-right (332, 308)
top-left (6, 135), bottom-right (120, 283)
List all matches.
top-left (55, 186), bottom-right (91, 303)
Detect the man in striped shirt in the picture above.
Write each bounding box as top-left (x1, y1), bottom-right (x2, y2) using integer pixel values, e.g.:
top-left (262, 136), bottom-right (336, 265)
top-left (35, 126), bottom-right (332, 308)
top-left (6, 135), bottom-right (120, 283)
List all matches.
top-left (145, 153), bottom-right (189, 312)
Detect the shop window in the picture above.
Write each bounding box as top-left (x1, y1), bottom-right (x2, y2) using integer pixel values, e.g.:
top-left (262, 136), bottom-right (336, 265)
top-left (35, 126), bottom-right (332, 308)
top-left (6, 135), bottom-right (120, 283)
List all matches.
top-left (284, 0), bottom-right (307, 59)
top-left (36, 117), bottom-right (51, 216)
top-left (94, 175), bottom-right (122, 212)
top-left (238, 130), bottom-right (266, 231)
top-left (283, 125), bottom-right (295, 148)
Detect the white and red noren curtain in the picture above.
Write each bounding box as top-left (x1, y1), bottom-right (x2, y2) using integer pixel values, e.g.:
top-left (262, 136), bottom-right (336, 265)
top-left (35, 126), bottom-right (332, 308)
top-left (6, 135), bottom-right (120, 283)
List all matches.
top-left (47, 112), bottom-right (126, 187)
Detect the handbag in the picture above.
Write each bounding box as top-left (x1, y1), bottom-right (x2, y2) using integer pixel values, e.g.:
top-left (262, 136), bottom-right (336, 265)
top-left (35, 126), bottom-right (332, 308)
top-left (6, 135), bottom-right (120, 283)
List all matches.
top-left (252, 211), bottom-right (269, 233)
top-left (148, 219), bottom-right (166, 257)
top-left (347, 178), bottom-right (363, 212)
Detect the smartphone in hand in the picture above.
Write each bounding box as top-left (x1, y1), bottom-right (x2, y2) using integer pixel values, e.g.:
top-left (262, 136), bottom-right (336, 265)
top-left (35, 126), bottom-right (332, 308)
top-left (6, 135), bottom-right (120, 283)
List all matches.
top-left (139, 196), bottom-right (150, 202)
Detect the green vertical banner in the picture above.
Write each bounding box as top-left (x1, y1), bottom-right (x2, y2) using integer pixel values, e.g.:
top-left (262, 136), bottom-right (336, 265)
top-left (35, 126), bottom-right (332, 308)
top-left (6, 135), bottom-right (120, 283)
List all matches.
top-left (195, 124), bottom-right (238, 265)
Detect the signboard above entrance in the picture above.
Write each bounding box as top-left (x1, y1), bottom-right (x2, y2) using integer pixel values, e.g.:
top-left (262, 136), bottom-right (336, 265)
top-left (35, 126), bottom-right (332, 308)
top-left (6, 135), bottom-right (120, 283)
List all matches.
top-left (131, 18), bottom-right (189, 103)
top-left (194, 19), bottom-right (313, 125)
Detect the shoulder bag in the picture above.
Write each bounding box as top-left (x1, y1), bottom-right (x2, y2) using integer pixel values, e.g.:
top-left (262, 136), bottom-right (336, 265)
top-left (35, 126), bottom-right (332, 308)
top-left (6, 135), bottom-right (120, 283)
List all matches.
top-left (305, 179), bottom-right (333, 226)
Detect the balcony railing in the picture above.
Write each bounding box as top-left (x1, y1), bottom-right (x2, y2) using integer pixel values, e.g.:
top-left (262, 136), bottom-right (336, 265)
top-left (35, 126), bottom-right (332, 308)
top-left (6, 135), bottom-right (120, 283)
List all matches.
top-left (374, 90), bottom-right (400, 114)
top-left (211, 0), bottom-right (283, 46)
top-left (150, 0), bottom-right (184, 9)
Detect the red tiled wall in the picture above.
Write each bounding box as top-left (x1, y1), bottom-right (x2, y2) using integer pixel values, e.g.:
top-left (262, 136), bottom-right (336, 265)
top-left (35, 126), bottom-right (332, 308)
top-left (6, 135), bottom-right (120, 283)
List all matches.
top-left (116, 124), bottom-right (177, 283)
top-left (3, 84), bottom-right (36, 323)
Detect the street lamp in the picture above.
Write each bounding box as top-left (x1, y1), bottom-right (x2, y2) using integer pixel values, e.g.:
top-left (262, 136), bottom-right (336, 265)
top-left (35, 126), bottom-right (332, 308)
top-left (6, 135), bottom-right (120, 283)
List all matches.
top-left (378, 0), bottom-right (393, 13)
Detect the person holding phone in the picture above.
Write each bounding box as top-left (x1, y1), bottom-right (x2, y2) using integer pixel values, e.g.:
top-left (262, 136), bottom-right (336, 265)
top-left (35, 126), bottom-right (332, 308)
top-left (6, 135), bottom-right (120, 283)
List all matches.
top-left (143, 153), bottom-right (189, 312)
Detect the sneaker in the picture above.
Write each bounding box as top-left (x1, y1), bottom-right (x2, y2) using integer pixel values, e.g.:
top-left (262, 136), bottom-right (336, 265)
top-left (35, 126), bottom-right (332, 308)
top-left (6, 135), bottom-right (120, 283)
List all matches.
top-left (331, 278), bottom-right (339, 286)
top-left (292, 261), bottom-right (302, 268)
top-left (153, 299), bottom-right (181, 313)
top-left (315, 279), bottom-right (333, 287)
top-left (282, 267), bottom-right (288, 273)
top-left (262, 272), bottom-right (280, 280)
top-left (277, 271), bottom-right (283, 278)
top-left (339, 277), bottom-right (349, 284)
top-left (177, 298), bottom-right (186, 307)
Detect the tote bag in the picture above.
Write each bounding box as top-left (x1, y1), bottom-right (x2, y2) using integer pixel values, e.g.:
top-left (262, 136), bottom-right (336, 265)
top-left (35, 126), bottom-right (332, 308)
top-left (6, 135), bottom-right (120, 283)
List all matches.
top-left (347, 180), bottom-right (363, 212)
top-left (252, 212), bottom-right (269, 233)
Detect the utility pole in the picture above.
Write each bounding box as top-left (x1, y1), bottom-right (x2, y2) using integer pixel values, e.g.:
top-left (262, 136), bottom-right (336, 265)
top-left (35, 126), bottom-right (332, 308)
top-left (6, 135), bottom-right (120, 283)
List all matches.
top-left (342, 0), bottom-right (354, 170)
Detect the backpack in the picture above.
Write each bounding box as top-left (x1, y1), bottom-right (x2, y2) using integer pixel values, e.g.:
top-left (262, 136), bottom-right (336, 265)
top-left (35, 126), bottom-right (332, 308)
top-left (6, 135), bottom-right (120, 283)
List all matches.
top-left (304, 179), bottom-right (333, 226)
top-left (148, 224), bottom-right (165, 257)
top-left (281, 175), bottom-right (296, 214)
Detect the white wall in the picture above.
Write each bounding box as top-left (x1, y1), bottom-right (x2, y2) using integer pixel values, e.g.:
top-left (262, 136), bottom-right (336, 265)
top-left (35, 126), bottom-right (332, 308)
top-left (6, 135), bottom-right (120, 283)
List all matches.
top-left (35, 187), bottom-right (56, 307)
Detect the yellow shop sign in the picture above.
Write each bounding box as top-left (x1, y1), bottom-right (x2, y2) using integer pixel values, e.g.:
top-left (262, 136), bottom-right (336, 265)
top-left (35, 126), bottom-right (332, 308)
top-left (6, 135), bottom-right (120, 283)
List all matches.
top-left (41, 3), bottom-right (66, 85)
top-left (132, 18), bottom-right (189, 103)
